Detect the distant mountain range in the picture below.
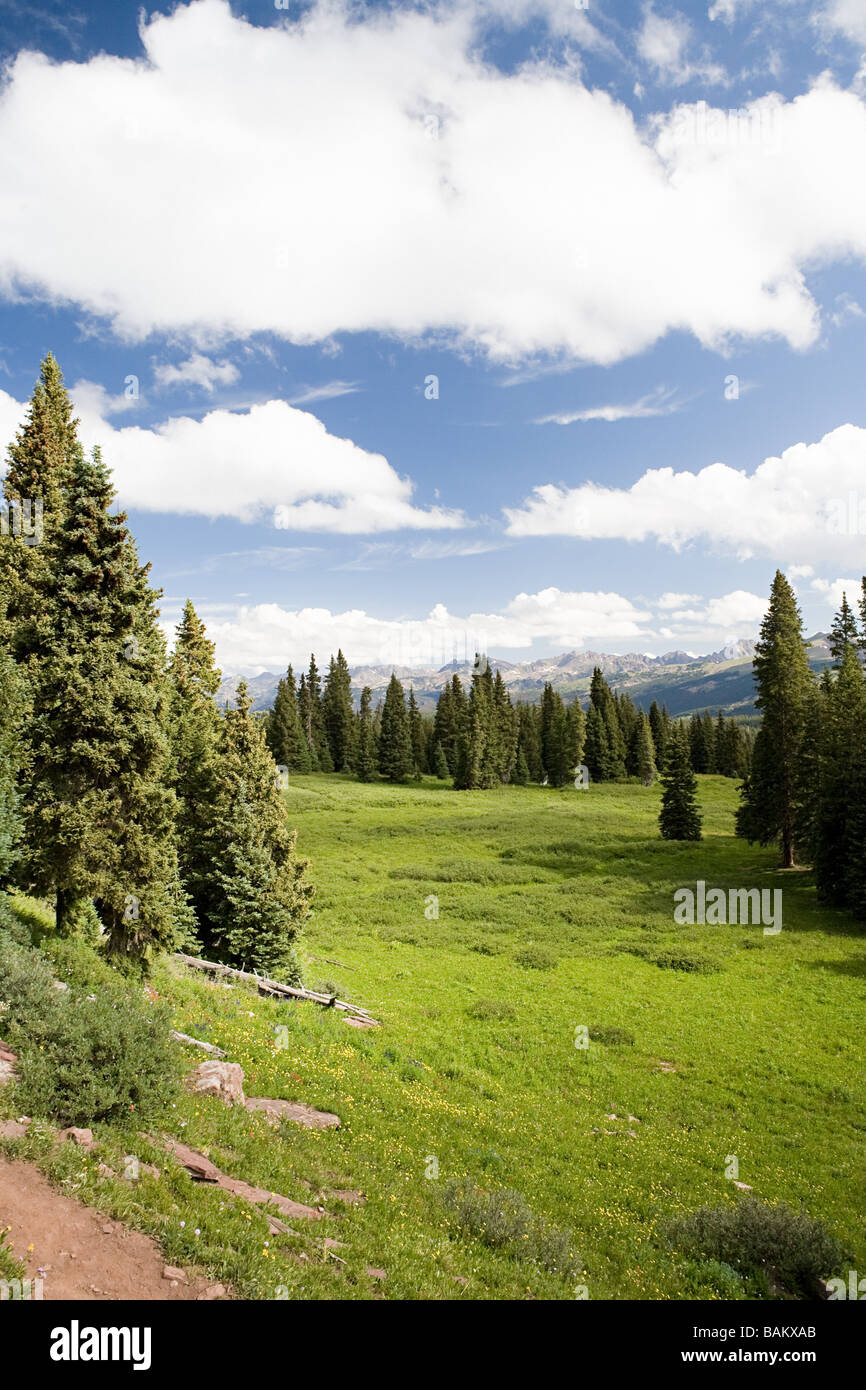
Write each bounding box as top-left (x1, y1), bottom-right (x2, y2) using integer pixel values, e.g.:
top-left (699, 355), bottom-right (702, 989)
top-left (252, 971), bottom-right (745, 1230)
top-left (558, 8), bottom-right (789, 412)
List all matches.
top-left (217, 634), bottom-right (834, 720)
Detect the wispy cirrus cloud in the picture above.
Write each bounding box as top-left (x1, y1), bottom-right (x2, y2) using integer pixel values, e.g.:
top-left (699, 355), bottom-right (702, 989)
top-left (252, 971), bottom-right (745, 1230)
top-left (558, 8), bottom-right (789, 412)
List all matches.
top-left (534, 385), bottom-right (685, 425)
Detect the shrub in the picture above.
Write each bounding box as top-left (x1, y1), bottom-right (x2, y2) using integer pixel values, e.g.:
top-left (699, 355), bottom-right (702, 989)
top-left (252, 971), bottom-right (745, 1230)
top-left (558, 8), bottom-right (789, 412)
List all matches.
top-left (466, 999), bottom-right (516, 1021)
top-left (441, 1177), bottom-right (580, 1279)
top-left (654, 951), bottom-right (719, 974)
top-left (0, 935), bottom-right (179, 1127)
top-left (514, 945), bottom-right (557, 971)
top-left (666, 1197), bottom-right (847, 1299)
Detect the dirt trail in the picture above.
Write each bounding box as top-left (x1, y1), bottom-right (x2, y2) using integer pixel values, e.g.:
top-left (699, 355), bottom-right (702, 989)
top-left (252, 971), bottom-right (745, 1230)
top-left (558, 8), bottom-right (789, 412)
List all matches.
top-left (0, 1156), bottom-right (214, 1301)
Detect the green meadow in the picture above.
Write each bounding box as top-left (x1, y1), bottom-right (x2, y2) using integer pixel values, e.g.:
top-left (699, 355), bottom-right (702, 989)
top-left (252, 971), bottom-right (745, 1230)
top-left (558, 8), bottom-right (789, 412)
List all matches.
top-left (3, 773), bottom-right (863, 1300)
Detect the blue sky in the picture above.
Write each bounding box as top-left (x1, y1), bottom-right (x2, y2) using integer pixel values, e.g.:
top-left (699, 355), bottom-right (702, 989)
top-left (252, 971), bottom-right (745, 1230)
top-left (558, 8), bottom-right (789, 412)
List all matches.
top-left (1, 0), bottom-right (866, 672)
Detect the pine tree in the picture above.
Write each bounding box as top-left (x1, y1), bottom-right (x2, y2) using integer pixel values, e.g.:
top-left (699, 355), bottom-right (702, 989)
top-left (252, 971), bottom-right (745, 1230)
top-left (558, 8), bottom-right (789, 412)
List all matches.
top-left (168, 600), bottom-right (223, 946)
top-left (583, 702), bottom-right (611, 782)
top-left (296, 673), bottom-right (319, 770)
top-left (266, 664), bottom-right (311, 773)
top-left (206, 682), bottom-right (313, 977)
top-left (0, 636), bottom-right (24, 887)
top-left (649, 701), bottom-right (668, 768)
top-left (378, 674), bottom-right (413, 782)
top-left (516, 702), bottom-right (543, 783)
top-left (432, 680), bottom-right (457, 771)
top-left (408, 688), bottom-right (425, 777)
top-left (492, 670), bottom-right (517, 783)
top-left (512, 747), bottom-right (530, 785)
top-left (433, 740), bottom-right (450, 779)
top-left (355, 687), bottom-right (377, 782)
top-left (635, 712), bottom-right (657, 785)
top-left (1, 354), bottom-right (78, 657)
top-left (829, 593), bottom-right (859, 664)
top-left (322, 649), bottom-right (356, 772)
top-left (659, 728), bottom-right (702, 840)
top-left (21, 445), bottom-right (179, 961)
top-left (736, 571), bottom-right (813, 868)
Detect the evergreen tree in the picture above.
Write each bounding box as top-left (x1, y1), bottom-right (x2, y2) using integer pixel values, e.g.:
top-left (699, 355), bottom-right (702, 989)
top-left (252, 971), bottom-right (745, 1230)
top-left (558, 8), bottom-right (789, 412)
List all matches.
top-left (322, 649), bottom-right (356, 771)
top-left (296, 673), bottom-right (319, 770)
top-left (408, 688), bottom-right (425, 778)
top-left (205, 682), bottom-right (313, 978)
top-left (0, 637), bottom-right (24, 887)
top-left (492, 670), bottom-right (518, 783)
top-left (736, 572), bottom-right (813, 868)
top-left (588, 667), bottom-right (627, 778)
top-left (266, 664), bottom-right (311, 773)
top-left (1, 354), bottom-right (78, 658)
top-left (829, 593), bottom-right (859, 664)
top-left (432, 680), bottom-right (457, 771)
top-left (432, 740), bottom-right (450, 780)
top-left (512, 747), bottom-right (530, 785)
top-left (168, 600), bottom-right (223, 946)
top-left (583, 702), bottom-right (611, 782)
top-left (649, 701), bottom-right (668, 768)
top-left (635, 711), bottom-right (657, 785)
top-left (21, 446), bottom-right (179, 961)
top-left (659, 728), bottom-right (702, 841)
top-left (516, 702), bottom-right (543, 783)
top-left (378, 674), bottom-right (413, 782)
top-left (355, 687), bottom-right (377, 782)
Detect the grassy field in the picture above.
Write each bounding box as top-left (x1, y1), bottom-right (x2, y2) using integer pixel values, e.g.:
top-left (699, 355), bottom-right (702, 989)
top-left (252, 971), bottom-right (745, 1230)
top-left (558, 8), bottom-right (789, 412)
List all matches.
top-left (2, 773), bottom-right (864, 1300)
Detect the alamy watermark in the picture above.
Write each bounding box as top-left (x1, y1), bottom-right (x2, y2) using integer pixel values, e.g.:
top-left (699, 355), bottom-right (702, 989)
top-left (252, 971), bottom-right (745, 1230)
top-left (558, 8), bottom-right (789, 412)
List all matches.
top-left (0, 498), bottom-right (43, 545)
top-left (673, 880), bottom-right (781, 935)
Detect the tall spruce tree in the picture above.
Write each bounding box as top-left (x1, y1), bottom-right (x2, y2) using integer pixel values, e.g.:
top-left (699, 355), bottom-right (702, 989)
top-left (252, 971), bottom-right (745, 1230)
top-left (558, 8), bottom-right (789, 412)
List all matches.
top-left (322, 649), bottom-right (356, 771)
top-left (168, 600), bottom-right (224, 942)
top-left (0, 637), bottom-right (23, 887)
top-left (659, 727), bottom-right (702, 841)
top-left (1, 354), bottom-right (77, 657)
top-left (21, 445), bottom-right (179, 960)
top-left (378, 674), bottom-right (413, 782)
top-left (355, 686), bottom-right (377, 782)
top-left (266, 664), bottom-right (311, 773)
top-left (205, 682), bottom-right (313, 978)
top-left (635, 711), bottom-right (657, 785)
top-left (736, 571), bottom-right (813, 868)
top-left (408, 688), bottom-right (425, 778)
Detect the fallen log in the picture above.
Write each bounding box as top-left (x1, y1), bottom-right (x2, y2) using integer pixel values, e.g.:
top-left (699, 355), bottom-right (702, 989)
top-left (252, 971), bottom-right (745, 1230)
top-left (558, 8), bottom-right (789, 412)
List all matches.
top-left (174, 953), bottom-right (379, 1024)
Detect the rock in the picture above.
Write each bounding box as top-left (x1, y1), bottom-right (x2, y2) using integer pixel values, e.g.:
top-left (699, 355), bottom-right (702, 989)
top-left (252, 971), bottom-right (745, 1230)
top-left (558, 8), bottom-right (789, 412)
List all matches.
top-left (366, 1267), bottom-right (386, 1281)
top-left (53, 981), bottom-right (69, 991)
top-left (0, 1119), bottom-right (29, 1139)
top-left (733, 1180), bottom-right (753, 1191)
top-left (657, 1060), bottom-right (677, 1073)
top-left (162, 1265), bottom-right (188, 1284)
top-left (216, 1174), bottom-right (322, 1221)
top-left (322, 1238), bottom-right (347, 1250)
top-left (197, 1283), bottom-right (227, 1301)
top-left (0, 1041), bottom-right (19, 1086)
top-left (244, 1097), bottom-right (340, 1130)
top-left (191, 1060), bottom-right (245, 1106)
top-left (97, 1164), bottom-right (117, 1178)
top-left (164, 1140), bottom-right (222, 1183)
top-left (59, 1127), bottom-right (95, 1148)
top-left (343, 1016), bottom-right (378, 1030)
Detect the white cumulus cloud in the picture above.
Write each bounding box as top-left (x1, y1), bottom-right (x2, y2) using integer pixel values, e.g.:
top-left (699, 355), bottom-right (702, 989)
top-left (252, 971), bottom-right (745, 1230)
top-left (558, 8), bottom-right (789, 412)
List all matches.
top-left (0, 2), bottom-right (864, 362)
top-left (503, 422), bottom-right (866, 566)
top-left (0, 385), bottom-right (464, 533)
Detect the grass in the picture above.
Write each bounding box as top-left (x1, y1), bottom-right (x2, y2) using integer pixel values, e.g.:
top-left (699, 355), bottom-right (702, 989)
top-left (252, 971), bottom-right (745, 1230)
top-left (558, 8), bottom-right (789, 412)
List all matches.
top-left (1, 773), bottom-right (863, 1300)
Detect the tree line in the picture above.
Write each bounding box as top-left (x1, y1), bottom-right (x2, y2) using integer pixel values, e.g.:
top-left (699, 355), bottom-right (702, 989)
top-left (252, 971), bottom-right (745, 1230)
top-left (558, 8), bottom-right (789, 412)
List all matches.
top-left (0, 356), bottom-right (312, 978)
top-left (266, 649), bottom-right (753, 789)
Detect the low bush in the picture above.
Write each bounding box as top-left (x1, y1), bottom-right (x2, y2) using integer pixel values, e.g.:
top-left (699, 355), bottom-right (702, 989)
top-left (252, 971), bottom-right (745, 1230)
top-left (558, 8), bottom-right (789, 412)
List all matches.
top-left (589, 1025), bottom-right (635, 1046)
top-left (0, 933), bottom-right (179, 1127)
top-left (513, 945), bottom-right (557, 970)
top-left (441, 1177), bottom-right (580, 1279)
top-left (666, 1197), bottom-right (847, 1299)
